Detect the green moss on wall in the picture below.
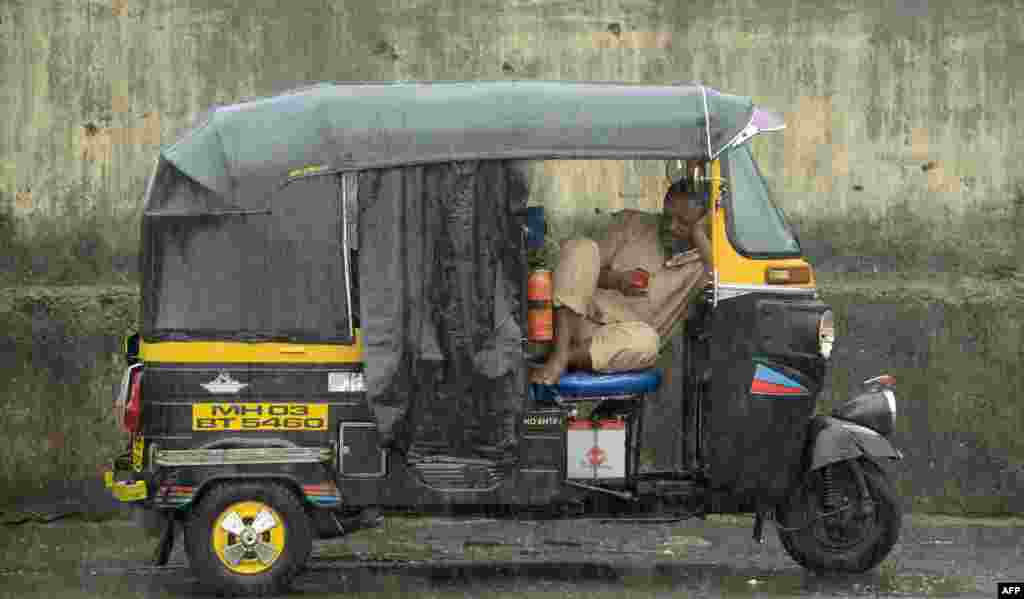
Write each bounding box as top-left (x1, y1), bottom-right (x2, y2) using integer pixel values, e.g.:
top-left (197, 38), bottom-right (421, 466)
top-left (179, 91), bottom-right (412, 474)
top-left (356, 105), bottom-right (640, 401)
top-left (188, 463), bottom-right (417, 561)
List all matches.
top-left (0, 209), bottom-right (139, 287)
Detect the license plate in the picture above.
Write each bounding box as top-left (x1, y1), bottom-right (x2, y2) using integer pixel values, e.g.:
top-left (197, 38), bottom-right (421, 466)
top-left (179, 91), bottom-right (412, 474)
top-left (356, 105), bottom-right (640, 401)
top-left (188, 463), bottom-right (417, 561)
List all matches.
top-left (192, 403), bottom-right (328, 431)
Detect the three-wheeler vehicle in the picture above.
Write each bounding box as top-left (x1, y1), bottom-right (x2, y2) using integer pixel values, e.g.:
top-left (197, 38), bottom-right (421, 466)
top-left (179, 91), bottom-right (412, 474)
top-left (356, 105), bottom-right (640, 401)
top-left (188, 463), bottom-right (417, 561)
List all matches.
top-left (106, 81), bottom-right (904, 595)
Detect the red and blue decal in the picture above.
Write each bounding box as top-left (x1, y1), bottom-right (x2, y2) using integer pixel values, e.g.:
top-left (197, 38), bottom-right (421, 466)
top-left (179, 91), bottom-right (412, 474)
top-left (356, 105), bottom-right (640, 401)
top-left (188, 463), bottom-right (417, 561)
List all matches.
top-left (155, 484), bottom-right (195, 509)
top-left (302, 482), bottom-right (342, 507)
top-left (750, 364), bottom-right (809, 397)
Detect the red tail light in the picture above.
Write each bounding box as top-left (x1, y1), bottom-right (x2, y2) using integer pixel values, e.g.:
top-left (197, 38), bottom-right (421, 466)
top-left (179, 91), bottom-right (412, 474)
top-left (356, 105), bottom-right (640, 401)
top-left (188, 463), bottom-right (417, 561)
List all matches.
top-left (122, 369), bottom-right (143, 433)
top-left (863, 374), bottom-right (896, 388)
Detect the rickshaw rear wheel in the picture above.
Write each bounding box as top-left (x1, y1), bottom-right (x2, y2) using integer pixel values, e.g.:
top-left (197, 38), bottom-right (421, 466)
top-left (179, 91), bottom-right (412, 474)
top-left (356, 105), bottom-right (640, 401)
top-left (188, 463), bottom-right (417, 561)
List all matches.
top-left (777, 458), bottom-right (901, 574)
top-left (183, 481), bottom-right (312, 596)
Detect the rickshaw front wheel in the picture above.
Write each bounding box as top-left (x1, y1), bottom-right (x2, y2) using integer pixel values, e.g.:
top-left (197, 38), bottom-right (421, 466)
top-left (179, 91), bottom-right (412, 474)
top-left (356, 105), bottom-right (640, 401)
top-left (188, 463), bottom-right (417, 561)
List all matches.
top-left (184, 481), bottom-right (312, 596)
top-left (777, 458), bottom-right (901, 574)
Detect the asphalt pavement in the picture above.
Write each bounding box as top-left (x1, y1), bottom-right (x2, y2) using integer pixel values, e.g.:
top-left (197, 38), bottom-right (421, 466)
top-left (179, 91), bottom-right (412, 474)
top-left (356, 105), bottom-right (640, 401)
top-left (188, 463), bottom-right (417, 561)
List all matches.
top-left (2, 513), bottom-right (1014, 598)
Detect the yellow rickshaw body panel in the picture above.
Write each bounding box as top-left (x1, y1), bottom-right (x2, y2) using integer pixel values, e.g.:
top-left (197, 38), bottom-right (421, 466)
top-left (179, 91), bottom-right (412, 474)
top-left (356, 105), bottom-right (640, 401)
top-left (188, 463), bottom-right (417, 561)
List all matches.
top-left (139, 331), bottom-right (364, 364)
top-left (709, 159), bottom-right (816, 289)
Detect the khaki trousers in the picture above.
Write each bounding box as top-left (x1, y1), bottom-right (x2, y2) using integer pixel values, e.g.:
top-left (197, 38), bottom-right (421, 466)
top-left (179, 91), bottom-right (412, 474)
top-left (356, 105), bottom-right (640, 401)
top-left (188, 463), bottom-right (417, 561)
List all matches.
top-left (552, 239), bottom-right (659, 372)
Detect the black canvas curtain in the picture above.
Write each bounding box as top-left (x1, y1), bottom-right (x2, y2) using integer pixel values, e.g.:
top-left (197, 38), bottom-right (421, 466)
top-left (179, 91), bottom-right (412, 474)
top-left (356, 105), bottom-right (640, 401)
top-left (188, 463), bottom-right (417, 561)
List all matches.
top-left (357, 161), bottom-right (528, 457)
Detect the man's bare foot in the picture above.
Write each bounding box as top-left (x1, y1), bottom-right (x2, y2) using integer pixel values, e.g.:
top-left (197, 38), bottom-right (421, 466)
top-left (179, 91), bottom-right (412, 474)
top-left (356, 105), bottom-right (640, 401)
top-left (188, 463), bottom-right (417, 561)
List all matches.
top-left (530, 351), bottom-right (570, 386)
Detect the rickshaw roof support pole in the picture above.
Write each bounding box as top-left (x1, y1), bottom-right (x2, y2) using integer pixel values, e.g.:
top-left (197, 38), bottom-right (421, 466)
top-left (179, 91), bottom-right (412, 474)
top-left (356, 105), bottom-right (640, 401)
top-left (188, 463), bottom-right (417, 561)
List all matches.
top-left (701, 85), bottom-right (712, 160)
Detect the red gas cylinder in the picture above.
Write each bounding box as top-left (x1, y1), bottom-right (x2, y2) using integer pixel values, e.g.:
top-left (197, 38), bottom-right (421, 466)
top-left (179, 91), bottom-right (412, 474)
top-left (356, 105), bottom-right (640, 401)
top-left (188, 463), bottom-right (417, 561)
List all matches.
top-left (527, 269), bottom-right (553, 342)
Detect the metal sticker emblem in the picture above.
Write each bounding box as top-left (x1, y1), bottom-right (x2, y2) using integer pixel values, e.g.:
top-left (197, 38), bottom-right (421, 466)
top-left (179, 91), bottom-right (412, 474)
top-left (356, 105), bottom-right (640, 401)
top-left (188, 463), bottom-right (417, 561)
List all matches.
top-left (201, 372), bottom-right (249, 395)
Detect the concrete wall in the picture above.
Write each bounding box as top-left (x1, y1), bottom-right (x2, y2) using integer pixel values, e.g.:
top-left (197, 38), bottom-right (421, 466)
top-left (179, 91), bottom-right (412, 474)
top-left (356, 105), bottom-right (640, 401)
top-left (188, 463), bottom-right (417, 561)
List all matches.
top-left (2, 0), bottom-right (1022, 236)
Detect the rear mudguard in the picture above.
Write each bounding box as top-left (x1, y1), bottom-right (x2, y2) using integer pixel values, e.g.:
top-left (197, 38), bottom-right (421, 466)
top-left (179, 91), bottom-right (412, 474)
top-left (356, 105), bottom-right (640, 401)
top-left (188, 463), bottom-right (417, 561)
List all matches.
top-left (807, 415), bottom-right (903, 471)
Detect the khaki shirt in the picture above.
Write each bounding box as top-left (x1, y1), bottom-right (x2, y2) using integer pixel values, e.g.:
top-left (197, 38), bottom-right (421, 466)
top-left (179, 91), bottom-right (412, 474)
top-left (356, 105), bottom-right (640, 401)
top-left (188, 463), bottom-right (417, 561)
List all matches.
top-left (586, 210), bottom-right (709, 342)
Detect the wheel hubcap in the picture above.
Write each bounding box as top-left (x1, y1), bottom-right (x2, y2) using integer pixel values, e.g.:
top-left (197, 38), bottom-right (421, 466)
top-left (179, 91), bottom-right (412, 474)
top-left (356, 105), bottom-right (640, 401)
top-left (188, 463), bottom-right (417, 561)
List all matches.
top-left (212, 500), bottom-right (286, 574)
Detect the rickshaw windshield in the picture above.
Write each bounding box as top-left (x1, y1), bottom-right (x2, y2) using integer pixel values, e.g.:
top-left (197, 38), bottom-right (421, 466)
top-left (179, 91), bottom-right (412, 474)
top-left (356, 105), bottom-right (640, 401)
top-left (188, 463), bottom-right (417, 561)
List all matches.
top-left (724, 143), bottom-right (801, 257)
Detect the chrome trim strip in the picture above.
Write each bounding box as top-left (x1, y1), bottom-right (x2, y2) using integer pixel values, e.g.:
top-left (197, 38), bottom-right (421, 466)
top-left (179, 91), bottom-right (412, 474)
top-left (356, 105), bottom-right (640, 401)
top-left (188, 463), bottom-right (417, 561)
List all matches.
top-left (154, 447), bottom-right (332, 466)
top-left (143, 158), bottom-right (160, 211)
top-left (717, 283), bottom-right (817, 301)
top-left (341, 172), bottom-right (355, 343)
top-left (713, 270), bottom-right (720, 307)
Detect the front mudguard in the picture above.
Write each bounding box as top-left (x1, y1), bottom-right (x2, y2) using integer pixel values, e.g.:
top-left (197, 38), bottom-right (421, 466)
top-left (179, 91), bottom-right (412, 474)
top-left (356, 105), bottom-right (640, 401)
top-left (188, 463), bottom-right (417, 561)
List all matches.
top-left (807, 415), bottom-right (903, 472)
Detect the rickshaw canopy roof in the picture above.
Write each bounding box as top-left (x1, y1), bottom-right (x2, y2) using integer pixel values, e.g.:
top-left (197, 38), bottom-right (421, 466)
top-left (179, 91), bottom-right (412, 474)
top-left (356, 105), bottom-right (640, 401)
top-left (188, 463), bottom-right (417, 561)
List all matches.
top-left (160, 80), bottom-right (781, 196)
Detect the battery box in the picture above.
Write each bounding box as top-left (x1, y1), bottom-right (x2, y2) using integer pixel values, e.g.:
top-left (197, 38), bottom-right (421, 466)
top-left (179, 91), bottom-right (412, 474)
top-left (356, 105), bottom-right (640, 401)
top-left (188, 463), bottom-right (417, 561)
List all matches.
top-left (566, 417), bottom-right (627, 480)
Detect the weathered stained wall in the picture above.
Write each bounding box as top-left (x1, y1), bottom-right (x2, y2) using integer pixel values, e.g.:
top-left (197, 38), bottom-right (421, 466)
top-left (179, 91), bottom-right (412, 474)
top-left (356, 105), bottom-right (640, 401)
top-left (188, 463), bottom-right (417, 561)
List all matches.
top-left (1, 0), bottom-right (1022, 235)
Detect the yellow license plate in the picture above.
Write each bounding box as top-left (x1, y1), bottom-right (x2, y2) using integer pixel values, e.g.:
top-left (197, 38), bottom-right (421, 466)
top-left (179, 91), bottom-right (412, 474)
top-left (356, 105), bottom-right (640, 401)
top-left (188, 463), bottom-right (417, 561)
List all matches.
top-left (131, 435), bottom-right (145, 472)
top-left (192, 403), bottom-right (328, 431)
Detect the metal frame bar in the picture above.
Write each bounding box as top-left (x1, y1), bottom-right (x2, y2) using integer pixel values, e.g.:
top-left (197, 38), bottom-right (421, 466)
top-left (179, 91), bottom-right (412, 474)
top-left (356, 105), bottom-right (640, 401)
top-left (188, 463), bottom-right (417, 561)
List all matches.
top-left (154, 447), bottom-right (332, 466)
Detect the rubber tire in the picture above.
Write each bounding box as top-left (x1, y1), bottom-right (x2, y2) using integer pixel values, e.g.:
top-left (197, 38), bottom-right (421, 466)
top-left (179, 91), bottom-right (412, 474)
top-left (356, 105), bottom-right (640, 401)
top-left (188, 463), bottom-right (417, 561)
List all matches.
top-left (184, 481), bottom-right (312, 596)
top-left (777, 458), bottom-right (901, 574)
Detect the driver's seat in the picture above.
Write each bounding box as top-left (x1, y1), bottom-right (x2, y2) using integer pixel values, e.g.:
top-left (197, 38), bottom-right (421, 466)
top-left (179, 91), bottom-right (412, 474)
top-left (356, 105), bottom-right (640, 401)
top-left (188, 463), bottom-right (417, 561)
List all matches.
top-left (529, 368), bottom-right (662, 403)
top-left (530, 369), bottom-right (661, 482)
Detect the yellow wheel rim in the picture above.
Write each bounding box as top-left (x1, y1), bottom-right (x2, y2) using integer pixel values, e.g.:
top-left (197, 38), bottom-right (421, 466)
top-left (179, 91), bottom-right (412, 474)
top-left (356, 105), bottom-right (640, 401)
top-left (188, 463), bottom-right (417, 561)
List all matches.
top-left (211, 500), bottom-right (287, 575)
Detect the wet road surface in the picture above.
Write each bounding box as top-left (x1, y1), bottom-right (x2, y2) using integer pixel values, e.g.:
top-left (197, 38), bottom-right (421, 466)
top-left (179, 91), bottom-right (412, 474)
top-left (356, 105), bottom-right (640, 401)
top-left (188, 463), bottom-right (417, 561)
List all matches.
top-left (1, 514), bottom-right (1020, 598)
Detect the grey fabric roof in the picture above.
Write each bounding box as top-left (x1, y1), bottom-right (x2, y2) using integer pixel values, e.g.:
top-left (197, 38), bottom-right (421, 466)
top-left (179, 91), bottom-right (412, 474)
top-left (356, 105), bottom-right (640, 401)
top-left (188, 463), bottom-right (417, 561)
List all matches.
top-left (160, 81), bottom-right (773, 196)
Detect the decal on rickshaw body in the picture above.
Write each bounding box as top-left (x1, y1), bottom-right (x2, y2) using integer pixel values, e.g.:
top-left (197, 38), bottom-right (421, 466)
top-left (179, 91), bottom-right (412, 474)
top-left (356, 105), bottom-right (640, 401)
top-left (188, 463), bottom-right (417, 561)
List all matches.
top-left (201, 372), bottom-right (249, 394)
top-left (328, 371), bottom-right (365, 393)
top-left (522, 412), bottom-right (562, 434)
top-left (192, 403), bottom-right (328, 431)
top-left (750, 364), bottom-right (809, 397)
top-left (154, 484), bottom-right (195, 509)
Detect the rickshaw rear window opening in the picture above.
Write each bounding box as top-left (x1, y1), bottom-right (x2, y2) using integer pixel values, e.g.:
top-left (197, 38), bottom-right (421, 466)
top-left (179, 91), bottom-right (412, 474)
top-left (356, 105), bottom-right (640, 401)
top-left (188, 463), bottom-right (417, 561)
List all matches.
top-left (721, 143), bottom-right (801, 259)
top-left (140, 164), bottom-right (354, 345)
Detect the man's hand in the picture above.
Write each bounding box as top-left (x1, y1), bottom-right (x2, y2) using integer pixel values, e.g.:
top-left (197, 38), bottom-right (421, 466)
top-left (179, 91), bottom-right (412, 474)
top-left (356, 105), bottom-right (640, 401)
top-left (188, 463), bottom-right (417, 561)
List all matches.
top-left (616, 269), bottom-right (649, 297)
top-left (689, 213), bottom-right (713, 275)
top-left (693, 211), bottom-right (710, 232)
top-left (664, 249), bottom-right (701, 269)
top-left (598, 267), bottom-right (648, 296)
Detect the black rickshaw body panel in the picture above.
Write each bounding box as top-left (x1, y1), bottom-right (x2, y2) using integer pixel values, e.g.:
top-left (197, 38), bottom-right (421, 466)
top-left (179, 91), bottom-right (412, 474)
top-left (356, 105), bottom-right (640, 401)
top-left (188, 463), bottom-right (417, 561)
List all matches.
top-left (702, 292), bottom-right (829, 508)
top-left (136, 357), bottom-right (578, 511)
top-left (139, 361), bottom-right (370, 445)
top-left (136, 361), bottom-right (369, 510)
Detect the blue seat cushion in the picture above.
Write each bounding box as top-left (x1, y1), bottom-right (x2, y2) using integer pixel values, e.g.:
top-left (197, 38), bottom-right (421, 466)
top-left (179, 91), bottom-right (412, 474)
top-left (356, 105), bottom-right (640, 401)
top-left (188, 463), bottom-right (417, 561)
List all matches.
top-left (554, 369), bottom-right (662, 399)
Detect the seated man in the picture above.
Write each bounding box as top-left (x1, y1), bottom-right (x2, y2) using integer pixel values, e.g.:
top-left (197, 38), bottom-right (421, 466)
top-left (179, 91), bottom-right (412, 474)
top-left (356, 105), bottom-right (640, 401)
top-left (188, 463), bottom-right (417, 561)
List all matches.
top-left (529, 177), bottom-right (712, 385)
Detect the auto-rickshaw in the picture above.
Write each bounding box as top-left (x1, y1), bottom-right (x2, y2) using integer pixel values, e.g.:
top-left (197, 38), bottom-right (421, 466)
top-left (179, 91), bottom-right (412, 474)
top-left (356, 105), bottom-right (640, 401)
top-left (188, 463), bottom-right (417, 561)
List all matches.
top-left (105, 81), bottom-right (904, 596)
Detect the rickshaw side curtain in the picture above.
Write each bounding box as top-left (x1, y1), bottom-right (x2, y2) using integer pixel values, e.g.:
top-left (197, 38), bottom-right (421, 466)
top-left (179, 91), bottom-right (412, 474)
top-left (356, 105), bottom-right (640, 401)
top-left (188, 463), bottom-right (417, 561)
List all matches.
top-left (357, 161), bottom-right (528, 451)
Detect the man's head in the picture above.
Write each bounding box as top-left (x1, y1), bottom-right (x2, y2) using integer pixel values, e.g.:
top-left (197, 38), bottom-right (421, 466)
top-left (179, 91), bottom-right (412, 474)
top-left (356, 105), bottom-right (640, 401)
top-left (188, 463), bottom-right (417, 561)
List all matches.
top-left (663, 178), bottom-right (708, 239)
